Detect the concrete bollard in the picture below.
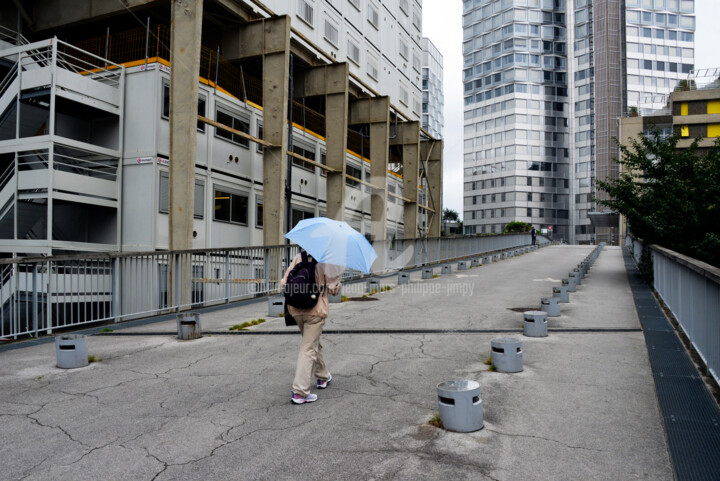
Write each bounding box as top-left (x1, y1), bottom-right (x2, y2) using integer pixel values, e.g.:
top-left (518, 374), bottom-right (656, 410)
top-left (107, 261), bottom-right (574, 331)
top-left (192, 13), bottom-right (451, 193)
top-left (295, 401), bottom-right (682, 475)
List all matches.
top-left (398, 272), bottom-right (410, 285)
top-left (483, 256), bottom-right (492, 264)
top-left (569, 271), bottom-right (581, 286)
top-left (493, 254), bottom-right (500, 262)
top-left (458, 261), bottom-right (468, 271)
top-left (329, 289), bottom-right (342, 303)
top-left (523, 311), bottom-right (548, 337)
top-left (268, 296), bottom-right (285, 317)
top-left (437, 380), bottom-right (484, 432)
top-left (541, 296), bottom-right (560, 317)
top-left (442, 264), bottom-right (452, 275)
top-left (55, 335), bottom-right (89, 369)
top-left (177, 312), bottom-right (202, 340)
top-left (491, 338), bottom-right (523, 373)
top-left (563, 277), bottom-right (576, 293)
top-left (553, 286), bottom-right (569, 303)
top-left (422, 268), bottom-right (434, 279)
top-left (471, 258), bottom-right (480, 268)
top-left (367, 278), bottom-right (380, 292)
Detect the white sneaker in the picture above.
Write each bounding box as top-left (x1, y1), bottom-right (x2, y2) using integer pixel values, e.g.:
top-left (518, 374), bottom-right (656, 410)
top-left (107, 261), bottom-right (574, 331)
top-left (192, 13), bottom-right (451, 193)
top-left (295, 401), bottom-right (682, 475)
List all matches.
top-left (291, 392), bottom-right (318, 404)
top-left (317, 373), bottom-right (332, 389)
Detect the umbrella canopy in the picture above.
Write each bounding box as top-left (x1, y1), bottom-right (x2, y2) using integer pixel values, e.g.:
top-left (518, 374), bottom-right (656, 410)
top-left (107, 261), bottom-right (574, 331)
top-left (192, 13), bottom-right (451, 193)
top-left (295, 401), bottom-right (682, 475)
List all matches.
top-left (284, 217), bottom-right (378, 273)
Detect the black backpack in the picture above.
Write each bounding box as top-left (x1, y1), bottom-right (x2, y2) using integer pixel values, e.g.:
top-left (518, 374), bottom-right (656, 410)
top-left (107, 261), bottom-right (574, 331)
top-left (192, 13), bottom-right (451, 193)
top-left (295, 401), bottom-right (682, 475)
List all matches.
top-left (284, 252), bottom-right (320, 309)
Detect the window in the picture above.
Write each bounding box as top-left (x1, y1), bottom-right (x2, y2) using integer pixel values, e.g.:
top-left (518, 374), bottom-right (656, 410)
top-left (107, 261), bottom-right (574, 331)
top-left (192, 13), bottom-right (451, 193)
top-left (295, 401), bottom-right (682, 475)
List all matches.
top-left (413, 11), bottom-right (421, 30)
top-left (367, 2), bottom-right (379, 28)
top-left (399, 84), bottom-right (409, 106)
top-left (412, 52), bottom-right (421, 73)
top-left (159, 172), bottom-right (204, 218)
top-left (214, 188), bottom-right (248, 224)
top-left (347, 39), bottom-right (360, 64)
top-left (367, 54), bottom-right (379, 80)
top-left (256, 121), bottom-right (263, 153)
top-left (324, 19), bottom-right (339, 47)
top-left (399, 38), bottom-right (409, 61)
top-left (291, 144), bottom-right (316, 172)
top-left (297, 0), bottom-right (314, 26)
top-left (346, 164), bottom-right (362, 188)
top-left (215, 107), bottom-right (249, 147)
top-left (348, 0), bottom-right (360, 11)
top-left (162, 82), bottom-right (206, 132)
top-left (291, 208), bottom-right (315, 229)
top-left (399, 0), bottom-right (409, 15)
top-left (256, 196), bottom-right (263, 228)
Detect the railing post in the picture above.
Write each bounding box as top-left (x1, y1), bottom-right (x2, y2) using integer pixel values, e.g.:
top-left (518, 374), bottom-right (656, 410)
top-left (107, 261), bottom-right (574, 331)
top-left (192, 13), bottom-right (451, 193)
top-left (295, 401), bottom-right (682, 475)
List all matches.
top-left (264, 248), bottom-right (270, 296)
top-left (32, 265), bottom-right (38, 337)
top-left (225, 251), bottom-right (230, 303)
top-left (46, 260), bottom-right (52, 335)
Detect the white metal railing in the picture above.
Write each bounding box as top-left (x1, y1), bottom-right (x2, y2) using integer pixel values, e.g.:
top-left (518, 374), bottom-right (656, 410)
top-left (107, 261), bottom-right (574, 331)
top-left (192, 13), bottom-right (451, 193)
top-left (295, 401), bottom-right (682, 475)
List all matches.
top-left (651, 245), bottom-right (720, 385)
top-left (0, 233), bottom-right (546, 339)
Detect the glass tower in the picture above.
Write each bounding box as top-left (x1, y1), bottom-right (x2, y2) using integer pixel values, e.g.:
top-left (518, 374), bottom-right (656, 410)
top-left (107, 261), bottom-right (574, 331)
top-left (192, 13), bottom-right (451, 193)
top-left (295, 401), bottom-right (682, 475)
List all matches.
top-left (422, 37), bottom-right (445, 139)
top-left (462, 0), bottom-right (695, 243)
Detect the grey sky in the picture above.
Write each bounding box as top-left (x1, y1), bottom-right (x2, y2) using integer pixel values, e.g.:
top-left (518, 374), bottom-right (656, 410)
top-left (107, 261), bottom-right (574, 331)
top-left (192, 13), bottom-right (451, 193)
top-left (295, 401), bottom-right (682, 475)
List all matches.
top-left (423, 0), bottom-right (720, 219)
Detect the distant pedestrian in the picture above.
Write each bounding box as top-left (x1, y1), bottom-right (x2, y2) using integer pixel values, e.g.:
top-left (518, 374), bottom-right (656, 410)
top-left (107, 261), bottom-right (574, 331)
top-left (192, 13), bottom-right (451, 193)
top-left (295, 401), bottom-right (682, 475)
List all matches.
top-left (282, 251), bottom-right (341, 404)
top-left (530, 226), bottom-right (537, 246)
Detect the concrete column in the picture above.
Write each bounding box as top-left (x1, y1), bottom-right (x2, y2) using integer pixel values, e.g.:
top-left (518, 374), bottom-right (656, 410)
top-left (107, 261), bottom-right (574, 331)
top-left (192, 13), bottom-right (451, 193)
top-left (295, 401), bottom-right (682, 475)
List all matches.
top-left (350, 97), bottom-right (390, 242)
top-left (261, 19), bottom-right (291, 245)
top-left (169, 0), bottom-right (203, 251)
top-left (223, 17), bottom-right (291, 245)
top-left (394, 122), bottom-right (420, 239)
top-left (302, 64), bottom-right (349, 221)
top-left (422, 139), bottom-right (443, 237)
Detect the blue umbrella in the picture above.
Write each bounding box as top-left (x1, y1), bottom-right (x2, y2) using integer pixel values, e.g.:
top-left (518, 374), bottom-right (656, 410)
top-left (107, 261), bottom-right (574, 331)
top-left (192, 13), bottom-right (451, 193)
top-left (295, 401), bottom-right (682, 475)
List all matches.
top-left (284, 217), bottom-right (378, 273)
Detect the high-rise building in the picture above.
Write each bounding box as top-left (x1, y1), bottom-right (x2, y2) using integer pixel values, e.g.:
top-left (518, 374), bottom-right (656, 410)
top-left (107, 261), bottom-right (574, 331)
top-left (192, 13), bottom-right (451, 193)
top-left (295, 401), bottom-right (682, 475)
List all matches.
top-left (422, 37), bottom-right (444, 139)
top-left (462, 0), bottom-right (695, 243)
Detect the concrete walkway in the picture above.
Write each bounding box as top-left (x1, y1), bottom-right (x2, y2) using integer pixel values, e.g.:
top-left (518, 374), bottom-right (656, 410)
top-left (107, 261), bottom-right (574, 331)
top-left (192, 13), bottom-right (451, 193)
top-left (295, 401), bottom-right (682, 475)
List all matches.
top-left (0, 246), bottom-right (673, 480)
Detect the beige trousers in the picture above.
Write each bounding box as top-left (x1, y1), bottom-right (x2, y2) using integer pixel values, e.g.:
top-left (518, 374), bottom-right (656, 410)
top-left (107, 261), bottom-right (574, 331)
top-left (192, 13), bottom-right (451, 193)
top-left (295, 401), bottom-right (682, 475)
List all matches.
top-left (292, 314), bottom-right (330, 397)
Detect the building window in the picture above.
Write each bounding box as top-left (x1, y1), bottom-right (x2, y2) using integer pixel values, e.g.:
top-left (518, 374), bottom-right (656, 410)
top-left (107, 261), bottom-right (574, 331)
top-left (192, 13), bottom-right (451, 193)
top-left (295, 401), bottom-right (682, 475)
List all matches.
top-left (291, 208), bottom-right (315, 229)
top-left (399, 0), bottom-right (409, 15)
top-left (348, 0), bottom-right (360, 11)
top-left (162, 81), bottom-right (206, 132)
top-left (367, 54), bottom-right (379, 80)
top-left (291, 144), bottom-right (316, 172)
top-left (256, 121), bottom-right (263, 153)
top-left (297, 0), bottom-right (314, 26)
top-left (324, 18), bottom-right (339, 47)
top-left (346, 164), bottom-right (362, 188)
top-left (399, 38), bottom-right (409, 61)
top-left (347, 39), bottom-right (360, 65)
top-left (412, 52), bottom-right (421, 73)
top-left (256, 195), bottom-right (263, 228)
top-left (399, 85), bottom-right (409, 106)
top-left (159, 172), bottom-right (204, 218)
top-left (412, 10), bottom-right (421, 31)
top-left (214, 188), bottom-right (248, 225)
top-left (367, 1), bottom-right (379, 29)
top-left (215, 107), bottom-right (249, 148)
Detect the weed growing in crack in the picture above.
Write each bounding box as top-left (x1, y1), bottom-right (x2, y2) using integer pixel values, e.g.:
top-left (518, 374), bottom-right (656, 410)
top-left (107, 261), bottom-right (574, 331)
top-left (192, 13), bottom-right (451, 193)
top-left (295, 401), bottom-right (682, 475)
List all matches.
top-left (229, 318), bottom-right (267, 331)
top-left (88, 355), bottom-right (102, 363)
top-left (484, 355), bottom-right (492, 365)
top-left (428, 413), bottom-right (444, 429)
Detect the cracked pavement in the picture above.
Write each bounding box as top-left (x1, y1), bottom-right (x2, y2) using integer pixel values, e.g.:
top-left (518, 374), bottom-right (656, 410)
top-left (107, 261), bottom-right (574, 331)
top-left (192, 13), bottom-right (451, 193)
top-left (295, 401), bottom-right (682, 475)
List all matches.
top-left (0, 246), bottom-right (672, 480)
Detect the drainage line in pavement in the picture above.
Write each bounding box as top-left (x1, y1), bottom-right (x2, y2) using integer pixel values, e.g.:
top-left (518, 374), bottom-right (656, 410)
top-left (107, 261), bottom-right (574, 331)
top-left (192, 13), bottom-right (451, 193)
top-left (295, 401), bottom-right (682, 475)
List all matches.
top-left (96, 327), bottom-right (642, 336)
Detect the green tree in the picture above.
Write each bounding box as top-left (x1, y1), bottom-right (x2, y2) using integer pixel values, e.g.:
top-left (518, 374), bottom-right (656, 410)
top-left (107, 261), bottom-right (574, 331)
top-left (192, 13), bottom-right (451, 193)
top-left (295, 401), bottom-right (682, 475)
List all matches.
top-left (597, 130), bottom-right (720, 267)
top-left (503, 221), bottom-right (531, 233)
top-left (442, 208), bottom-right (459, 222)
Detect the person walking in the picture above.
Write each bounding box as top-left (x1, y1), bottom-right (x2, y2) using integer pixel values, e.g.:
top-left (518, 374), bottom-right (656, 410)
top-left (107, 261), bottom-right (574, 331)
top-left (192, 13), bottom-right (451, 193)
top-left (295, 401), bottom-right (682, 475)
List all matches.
top-left (530, 226), bottom-right (537, 246)
top-left (282, 252), bottom-right (341, 404)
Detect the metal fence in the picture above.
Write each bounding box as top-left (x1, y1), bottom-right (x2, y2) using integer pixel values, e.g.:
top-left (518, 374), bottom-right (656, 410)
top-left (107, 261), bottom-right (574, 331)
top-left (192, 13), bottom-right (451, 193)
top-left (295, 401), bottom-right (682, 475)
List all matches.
top-left (0, 233), bottom-right (545, 339)
top-left (628, 238), bottom-right (720, 385)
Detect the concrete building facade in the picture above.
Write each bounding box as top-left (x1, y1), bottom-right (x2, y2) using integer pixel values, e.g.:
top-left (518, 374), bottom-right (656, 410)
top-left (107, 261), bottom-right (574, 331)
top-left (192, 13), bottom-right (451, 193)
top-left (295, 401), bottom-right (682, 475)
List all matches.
top-left (0, 0), bottom-right (442, 257)
top-left (421, 37), bottom-right (444, 139)
top-left (461, 0), bottom-right (695, 244)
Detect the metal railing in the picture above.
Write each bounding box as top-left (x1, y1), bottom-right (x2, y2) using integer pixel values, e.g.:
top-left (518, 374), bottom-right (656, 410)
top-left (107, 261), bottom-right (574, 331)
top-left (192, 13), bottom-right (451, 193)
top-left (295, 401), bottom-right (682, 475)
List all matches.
top-left (628, 238), bottom-right (720, 385)
top-left (652, 245), bottom-right (720, 386)
top-left (0, 233), bottom-right (546, 339)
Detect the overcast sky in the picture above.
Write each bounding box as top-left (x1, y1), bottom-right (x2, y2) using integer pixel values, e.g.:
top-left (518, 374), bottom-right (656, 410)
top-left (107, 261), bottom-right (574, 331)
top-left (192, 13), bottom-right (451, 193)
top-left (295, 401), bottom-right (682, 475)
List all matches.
top-left (422, 0), bottom-right (720, 219)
